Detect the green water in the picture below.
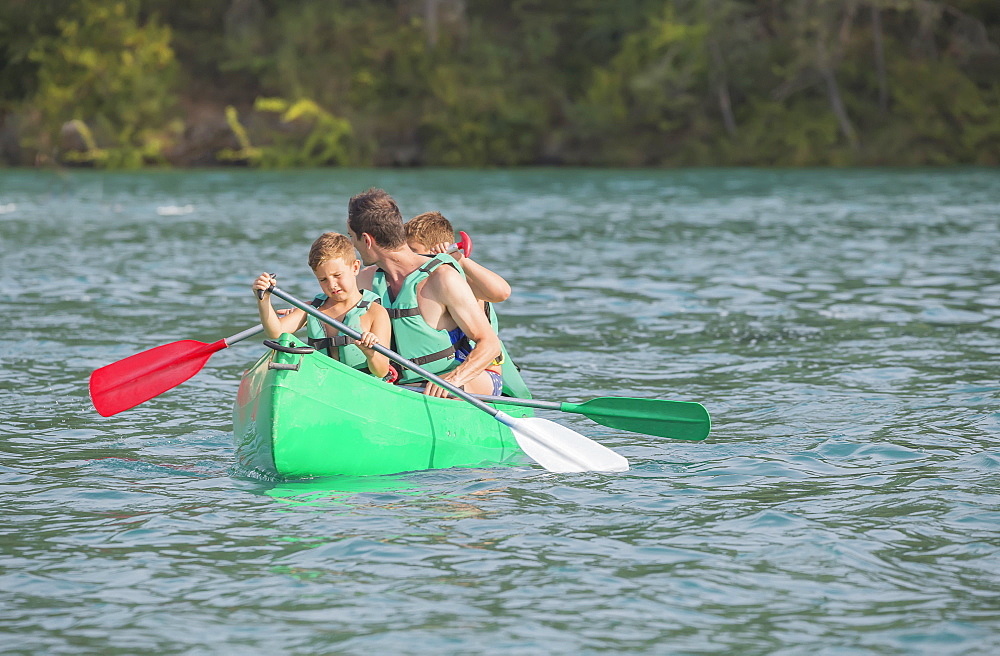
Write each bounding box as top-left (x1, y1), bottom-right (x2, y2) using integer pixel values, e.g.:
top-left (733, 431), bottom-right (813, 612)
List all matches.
top-left (2, 168), bottom-right (999, 654)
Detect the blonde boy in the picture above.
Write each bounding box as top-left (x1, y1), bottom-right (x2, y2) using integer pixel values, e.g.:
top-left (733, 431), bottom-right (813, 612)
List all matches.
top-left (404, 212), bottom-right (511, 304)
top-left (252, 232), bottom-right (392, 379)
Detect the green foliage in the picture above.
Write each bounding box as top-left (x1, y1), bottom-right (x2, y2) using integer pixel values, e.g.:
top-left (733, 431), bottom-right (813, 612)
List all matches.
top-left (598, 15), bottom-right (713, 120)
top-left (252, 97), bottom-right (354, 168)
top-left (734, 99), bottom-right (843, 166)
top-left (216, 106), bottom-right (261, 164)
top-left (2, 0), bottom-right (998, 167)
top-left (0, 3), bottom-right (66, 112)
top-left (412, 46), bottom-right (549, 166)
top-left (886, 57), bottom-right (1000, 165)
top-left (22, 0), bottom-right (178, 167)
top-left (59, 119), bottom-right (108, 165)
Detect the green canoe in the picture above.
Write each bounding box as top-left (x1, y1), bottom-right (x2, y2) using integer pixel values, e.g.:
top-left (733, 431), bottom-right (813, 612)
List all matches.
top-left (233, 333), bottom-right (533, 478)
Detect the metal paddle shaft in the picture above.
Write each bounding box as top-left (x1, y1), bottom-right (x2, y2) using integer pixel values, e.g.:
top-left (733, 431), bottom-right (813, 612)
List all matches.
top-left (89, 325), bottom-right (266, 417)
top-left (266, 286), bottom-right (628, 473)
top-left (224, 324), bottom-right (268, 346)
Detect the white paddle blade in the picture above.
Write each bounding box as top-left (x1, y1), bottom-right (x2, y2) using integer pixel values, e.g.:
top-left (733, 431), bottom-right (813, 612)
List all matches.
top-left (506, 416), bottom-right (629, 473)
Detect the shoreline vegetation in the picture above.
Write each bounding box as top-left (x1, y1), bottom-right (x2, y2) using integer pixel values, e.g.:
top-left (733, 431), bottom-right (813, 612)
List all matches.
top-left (1, 0), bottom-right (998, 169)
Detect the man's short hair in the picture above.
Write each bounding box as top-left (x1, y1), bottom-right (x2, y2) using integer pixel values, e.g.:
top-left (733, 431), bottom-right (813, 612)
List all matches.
top-left (347, 188), bottom-right (406, 249)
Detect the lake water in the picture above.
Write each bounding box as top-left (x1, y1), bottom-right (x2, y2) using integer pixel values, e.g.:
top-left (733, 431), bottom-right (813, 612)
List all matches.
top-left (2, 168), bottom-right (999, 654)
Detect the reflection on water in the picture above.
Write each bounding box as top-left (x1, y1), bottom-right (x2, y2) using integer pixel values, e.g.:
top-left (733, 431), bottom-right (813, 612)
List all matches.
top-left (2, 168), bottom-right (999, 653)
top-left (262, 474), bottom-right (422, 506)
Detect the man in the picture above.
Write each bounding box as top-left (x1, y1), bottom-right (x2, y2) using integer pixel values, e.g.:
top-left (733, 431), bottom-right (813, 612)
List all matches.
top-left (348, 188), bottom-right (503, 398)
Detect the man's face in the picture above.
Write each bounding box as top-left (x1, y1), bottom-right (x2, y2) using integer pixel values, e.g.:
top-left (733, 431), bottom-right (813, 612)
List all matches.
top-left (348, 228), bottom-right (375, 266)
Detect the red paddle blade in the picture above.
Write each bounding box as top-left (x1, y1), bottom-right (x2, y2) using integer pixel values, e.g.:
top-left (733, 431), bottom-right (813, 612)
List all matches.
top-left (89, 339), bottom-right (227, 416)
top-left (457, 231), bottom-right (473, 258)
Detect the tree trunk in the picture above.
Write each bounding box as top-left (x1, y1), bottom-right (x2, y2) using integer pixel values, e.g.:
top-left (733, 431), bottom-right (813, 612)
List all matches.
top-left (717, 83), bottom-right (738, 138)
top-left (817, 38), bottom-right (859, 149)
top-left (871, 5), bottom-right (888, 113)
top-left (709, 40), bottom-right (738, 138)
top-left (424, 0), bottom-right (440, 47)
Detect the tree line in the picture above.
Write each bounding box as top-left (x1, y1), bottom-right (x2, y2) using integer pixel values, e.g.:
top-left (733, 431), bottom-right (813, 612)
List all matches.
top-left (0, 0), bottom-right (997, 168)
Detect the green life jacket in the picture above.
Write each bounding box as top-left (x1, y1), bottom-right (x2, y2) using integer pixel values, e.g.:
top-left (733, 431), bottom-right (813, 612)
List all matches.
top-left (493, 308), bottom-right (531, 399)
top-left (306, 289), bottom-right (382, 372)
top-left (370, 252), bottom-right (460, 298)
top-left (372, 257), bottom-right (459, 384)
top-left (372, 253), bottom-right (530, 397)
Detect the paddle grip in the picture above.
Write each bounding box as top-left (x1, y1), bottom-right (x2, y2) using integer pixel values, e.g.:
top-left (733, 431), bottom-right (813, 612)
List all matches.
top-left (256, 274), bottom-right (277, 301)
top-left (457, 231), bottom-right (472, 258)
top-left (443, 231), bottom-right (472, 257)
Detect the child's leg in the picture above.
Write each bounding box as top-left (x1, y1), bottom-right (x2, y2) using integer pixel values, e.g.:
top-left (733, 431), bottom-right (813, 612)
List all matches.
top-left (460, 369), bottom-right (503, 396)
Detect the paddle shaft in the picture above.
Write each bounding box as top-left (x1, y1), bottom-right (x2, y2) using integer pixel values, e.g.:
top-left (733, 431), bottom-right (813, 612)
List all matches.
top-left (400, 387), bottom-right (562, 409)
top-left (472, 395), bottom-right (705, 423)
top-left (226, 324), bottom-right (267, 346)
top-left (266, 286), bottom-right (503, 419)
top-left (399, 387), bottom-right (710, 439)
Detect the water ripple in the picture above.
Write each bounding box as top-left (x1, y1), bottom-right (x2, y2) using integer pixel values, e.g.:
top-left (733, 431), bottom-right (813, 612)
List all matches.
top-left (2, 169), bottom-right (999, 654)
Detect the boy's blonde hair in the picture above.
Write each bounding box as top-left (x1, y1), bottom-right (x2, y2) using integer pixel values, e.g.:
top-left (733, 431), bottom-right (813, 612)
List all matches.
top-left (404, 212), bottom-right (455, 249)
top-left (308, 232), bottom-right (357, 270)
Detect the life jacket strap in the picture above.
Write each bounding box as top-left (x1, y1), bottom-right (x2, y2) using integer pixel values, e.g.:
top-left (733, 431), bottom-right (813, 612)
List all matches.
top-left (418, 259), bottom-right (443, 275)
top-left (386, 307), bottom-right (422, 319)
top-left (408, 345), bottom-right (456, 366)
top-left (307, 335), bottom-right (354, 351)
top-left (313, 296), bottom-right (372, 310)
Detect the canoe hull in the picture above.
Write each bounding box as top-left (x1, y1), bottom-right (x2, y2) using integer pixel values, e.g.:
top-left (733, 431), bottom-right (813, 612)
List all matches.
top-left (233, 334), bottom-right (532, 477)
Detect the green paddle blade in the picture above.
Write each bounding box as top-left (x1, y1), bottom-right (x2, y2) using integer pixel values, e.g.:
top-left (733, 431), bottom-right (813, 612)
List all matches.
top-left (564, 397), bottom-right (711, 441)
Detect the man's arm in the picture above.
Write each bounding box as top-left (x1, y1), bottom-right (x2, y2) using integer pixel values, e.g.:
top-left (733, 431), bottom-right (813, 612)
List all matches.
top-left (428, 243), bottom-right (511, 303)
top-left (458, 257), bottom-right (511, 304)
top-left (424, 266), bottom-right (501, 397)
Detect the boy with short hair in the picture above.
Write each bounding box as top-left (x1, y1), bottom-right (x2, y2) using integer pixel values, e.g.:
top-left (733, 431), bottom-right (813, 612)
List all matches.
top-left (252, 232), bottom-right (393, 380)
top-left (404, 212), bottom-right (511, 304)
